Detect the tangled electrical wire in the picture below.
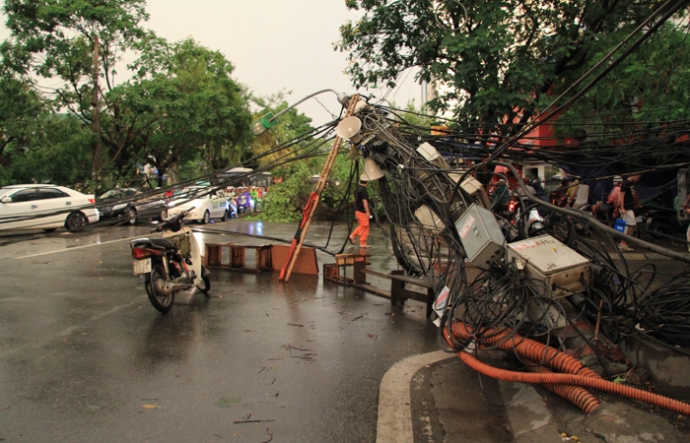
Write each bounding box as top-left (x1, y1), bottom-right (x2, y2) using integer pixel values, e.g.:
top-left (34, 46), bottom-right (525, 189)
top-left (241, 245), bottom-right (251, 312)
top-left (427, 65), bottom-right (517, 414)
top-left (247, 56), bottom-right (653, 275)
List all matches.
top-left (348, 98), bottom-right (690, 363)
top-left (0, 117), bottom-right (343, 246)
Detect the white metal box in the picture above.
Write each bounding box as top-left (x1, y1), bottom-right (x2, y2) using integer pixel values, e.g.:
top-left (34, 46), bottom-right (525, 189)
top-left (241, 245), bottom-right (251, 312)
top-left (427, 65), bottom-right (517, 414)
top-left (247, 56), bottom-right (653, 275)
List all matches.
top-left (460, 176), bottom-right (491, 209)
top-left (455, 204), bottom-right (505, 269)
top-left (506, 235), bottom-right (591, 298)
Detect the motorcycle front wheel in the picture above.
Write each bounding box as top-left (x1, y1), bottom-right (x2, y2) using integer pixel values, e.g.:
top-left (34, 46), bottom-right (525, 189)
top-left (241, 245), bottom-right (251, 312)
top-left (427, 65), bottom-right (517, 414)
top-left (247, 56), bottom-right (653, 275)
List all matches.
top-left (196, 276), bottom-right (211, 295)
top-left (145, 265), bottom-right (174, 313)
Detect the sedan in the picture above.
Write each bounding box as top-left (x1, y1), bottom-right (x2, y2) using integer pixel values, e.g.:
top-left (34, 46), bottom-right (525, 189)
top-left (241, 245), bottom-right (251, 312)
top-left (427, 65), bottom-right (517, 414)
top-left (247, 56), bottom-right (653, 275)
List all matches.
top-left (165, 187), bottom-right (231, 223)
top-left (0, 184), bottom-right (99, 232)
top-left (97, 188), bottom-right (165, 225)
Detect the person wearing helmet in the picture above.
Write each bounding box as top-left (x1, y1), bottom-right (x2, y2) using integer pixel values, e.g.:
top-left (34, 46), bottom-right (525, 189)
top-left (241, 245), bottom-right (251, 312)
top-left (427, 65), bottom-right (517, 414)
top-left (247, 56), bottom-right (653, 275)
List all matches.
top-left (348, 177), bottom-right (372, 248)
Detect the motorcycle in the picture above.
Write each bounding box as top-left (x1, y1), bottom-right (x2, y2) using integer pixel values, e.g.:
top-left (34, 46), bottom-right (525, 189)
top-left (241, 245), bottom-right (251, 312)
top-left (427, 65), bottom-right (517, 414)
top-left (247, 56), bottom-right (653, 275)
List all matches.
top-left (130, 211), bottom-right (211, 313)
top-left (640, 205), bottom-right (688, 240)
top-left (234, 191), bottom-right (254, 214)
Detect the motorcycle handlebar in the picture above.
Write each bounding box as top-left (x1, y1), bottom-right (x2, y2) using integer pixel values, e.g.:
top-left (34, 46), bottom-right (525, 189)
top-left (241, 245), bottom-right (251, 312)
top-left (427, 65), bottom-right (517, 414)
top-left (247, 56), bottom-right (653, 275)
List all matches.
top-left (151, 211), bottom-right (188, 233)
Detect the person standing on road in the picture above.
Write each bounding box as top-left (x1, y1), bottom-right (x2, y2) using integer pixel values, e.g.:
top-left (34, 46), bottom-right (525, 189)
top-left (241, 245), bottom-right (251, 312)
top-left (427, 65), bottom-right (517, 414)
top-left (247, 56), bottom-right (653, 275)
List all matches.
top-left (348, 179), bottom-right (371, 248)
top-left (607, 176), bottom-right (623, 218)
top-left (618, 174), bottom-right (642, 251)
top-left (683, 194), bottom-right (690, 252)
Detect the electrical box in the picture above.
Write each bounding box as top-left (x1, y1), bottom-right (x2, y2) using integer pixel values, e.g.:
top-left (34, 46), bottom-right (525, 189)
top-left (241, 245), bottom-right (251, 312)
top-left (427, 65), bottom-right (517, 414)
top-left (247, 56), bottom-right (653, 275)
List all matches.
top-left (506, 235), bottom-right (591, 298)
top-left (417, 142), bottom-right (441, 162)
top-left (460, 177), bottom-right (491, 209)
top-left (455, 204), bottom-right (505, 269)
top-left (415, 205), bottom-right (446, 231)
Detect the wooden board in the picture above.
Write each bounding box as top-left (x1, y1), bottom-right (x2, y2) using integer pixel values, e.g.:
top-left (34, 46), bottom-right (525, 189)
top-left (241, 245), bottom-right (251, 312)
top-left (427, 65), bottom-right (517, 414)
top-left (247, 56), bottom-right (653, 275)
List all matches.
top-left (271, 244), bottom-right (318, 275)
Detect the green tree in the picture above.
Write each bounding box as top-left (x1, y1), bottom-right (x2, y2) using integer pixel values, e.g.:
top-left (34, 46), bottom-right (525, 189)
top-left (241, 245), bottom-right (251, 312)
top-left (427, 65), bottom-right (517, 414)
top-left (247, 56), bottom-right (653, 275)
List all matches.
top-left (337, 0), bottom-right (687, 135)
top-left (548, 23), bottom-right (690, 136)
top-left (4, 113), bottom-right (93, 187)
top-left (2, 0), bottom-right (149, 178)
top-left (108, 37), bottom-right (252, 186)
top-left (0, 75), bottom-right (45, 168)
top-left (250, 92), bottom-right (315, 173)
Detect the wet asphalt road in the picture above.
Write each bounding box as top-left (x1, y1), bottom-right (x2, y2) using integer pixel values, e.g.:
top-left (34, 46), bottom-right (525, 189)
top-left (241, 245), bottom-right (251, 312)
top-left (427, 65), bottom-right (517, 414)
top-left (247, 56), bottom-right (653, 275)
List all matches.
top-left (0, 220), bottom-right (440, 443)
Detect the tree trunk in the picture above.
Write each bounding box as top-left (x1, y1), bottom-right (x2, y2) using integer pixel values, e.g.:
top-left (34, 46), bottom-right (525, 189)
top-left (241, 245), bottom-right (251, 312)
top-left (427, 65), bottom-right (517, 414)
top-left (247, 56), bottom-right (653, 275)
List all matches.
top-left (91, 34), bottom-right (101, 179)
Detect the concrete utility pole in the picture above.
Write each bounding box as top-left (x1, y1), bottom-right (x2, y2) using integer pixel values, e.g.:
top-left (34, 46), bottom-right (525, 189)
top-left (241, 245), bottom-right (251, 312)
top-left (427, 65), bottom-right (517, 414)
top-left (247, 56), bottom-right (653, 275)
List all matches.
top-left (91, 34), bottom-right (101, 179)
top-left (279, 94), bottom-right (361, 282)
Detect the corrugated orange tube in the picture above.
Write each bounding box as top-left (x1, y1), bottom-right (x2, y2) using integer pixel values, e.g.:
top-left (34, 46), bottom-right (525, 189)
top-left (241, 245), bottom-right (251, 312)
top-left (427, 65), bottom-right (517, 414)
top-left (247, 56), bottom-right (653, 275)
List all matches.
top-left (450, 323), bottom-right (601, 379)
top-left (523, 359), bottom-right (600, 414)
top-left (442, 328), bottom-right (690, 416)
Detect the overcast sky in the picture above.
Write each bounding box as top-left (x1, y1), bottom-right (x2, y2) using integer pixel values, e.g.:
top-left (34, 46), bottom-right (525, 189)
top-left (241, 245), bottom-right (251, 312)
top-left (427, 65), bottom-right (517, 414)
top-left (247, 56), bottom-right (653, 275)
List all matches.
top-left (143, 0), bottom-right (421, 124)
top-left (0, 0), bottom-right (421, 127)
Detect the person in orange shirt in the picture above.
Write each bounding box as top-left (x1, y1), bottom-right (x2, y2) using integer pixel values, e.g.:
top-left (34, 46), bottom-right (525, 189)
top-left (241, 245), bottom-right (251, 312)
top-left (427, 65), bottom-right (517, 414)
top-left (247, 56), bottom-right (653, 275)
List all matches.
top-left (348, 179), bottom-right (372, 248)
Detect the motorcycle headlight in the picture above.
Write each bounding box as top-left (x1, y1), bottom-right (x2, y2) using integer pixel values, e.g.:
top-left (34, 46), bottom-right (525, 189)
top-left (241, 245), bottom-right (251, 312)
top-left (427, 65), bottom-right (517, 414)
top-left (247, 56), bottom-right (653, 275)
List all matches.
top-left (168, 202), bottom-right (176, 207)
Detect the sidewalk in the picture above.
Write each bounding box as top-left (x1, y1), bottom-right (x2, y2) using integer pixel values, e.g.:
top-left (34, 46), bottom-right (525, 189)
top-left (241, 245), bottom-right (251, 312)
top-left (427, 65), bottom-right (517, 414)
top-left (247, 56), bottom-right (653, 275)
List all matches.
top-left (379, 351), bottom-right (689, 443)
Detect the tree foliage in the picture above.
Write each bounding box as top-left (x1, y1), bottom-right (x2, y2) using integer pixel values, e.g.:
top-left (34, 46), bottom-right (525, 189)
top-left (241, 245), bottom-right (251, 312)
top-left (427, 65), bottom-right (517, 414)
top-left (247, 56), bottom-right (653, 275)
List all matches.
top-left (337, 0), bottom-right (690, 135)
top-left (2, 0), bottom-right (148, 116)
top-left (106, 36), bottom-right (252, 185)
top-left (249, 92), bottom-right (315, 173)
top-left (549, 23), bottom-right (690, 136)
top-left (0, 75), bottom-right (45, 168)
top-left (1, 1), bottom-right (252, 189)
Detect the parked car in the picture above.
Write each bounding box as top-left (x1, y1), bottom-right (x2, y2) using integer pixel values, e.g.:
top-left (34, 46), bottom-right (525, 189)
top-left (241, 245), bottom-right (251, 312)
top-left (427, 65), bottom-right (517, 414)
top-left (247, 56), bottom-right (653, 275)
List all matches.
top-left (165, 186), bottom-right (232, 223)
top-left (97, 188), bottom-right (166, 225)
top-left (0, 184), bottom-right (99, 232)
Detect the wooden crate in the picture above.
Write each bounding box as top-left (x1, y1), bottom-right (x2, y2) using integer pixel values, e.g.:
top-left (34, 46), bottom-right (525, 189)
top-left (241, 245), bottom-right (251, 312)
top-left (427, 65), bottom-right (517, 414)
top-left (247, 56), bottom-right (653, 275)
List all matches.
top-left (204, 243), bottom-right (272, 273)
top-left (271, 244), bottom-right (319, 275)
top-left (204, 243), bottom-right (232, 267)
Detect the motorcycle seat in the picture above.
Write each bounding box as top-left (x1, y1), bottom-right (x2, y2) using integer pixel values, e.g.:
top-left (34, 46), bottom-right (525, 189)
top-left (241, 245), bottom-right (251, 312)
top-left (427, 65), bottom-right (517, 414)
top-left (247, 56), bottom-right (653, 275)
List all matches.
top-left (150, 238), bottom-right (176, 249)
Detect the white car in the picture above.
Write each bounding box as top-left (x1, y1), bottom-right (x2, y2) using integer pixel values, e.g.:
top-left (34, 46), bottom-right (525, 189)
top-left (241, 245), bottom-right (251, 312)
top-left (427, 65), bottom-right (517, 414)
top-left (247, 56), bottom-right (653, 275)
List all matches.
top-left (0, 184), bottom-right (99, 232)
top-left (166, 186), bottom-right (231, 223)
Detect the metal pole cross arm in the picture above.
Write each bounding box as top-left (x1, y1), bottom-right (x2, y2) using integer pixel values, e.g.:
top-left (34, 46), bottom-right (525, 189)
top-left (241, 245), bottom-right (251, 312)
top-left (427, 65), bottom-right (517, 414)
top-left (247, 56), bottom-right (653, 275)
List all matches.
top-left (279, 94), bottom-right (362, 282)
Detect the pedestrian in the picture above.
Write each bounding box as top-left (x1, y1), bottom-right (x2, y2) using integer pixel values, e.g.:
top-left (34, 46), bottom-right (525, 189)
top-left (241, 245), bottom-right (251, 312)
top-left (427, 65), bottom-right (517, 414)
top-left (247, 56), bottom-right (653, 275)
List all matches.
top-left (531, 179), bottom-right (549, 202)
top-left (617, 174), bottom-right (642, 251)
top-left (348, 178), bottom-right (372, 248)
top-left (491, 178), bottom-right (511, 209)
top-left (607, 176), bottom-right (623, 218)
top-left (683, 194), bottom-right (690, 252)
top-left (551, 179), bottom-right (570, 206)
top-left (517, 177), bottom-right (536, 197)
top-left (565, 179), bottom-right (580, 207)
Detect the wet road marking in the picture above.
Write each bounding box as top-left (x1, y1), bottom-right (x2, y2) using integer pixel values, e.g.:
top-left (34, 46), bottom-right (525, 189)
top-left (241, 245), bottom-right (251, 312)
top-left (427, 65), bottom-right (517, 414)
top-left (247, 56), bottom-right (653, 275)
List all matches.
top-left (14, 236), bottom-right (138, 259)
top-left (377, 350), bottom-right (453, 443)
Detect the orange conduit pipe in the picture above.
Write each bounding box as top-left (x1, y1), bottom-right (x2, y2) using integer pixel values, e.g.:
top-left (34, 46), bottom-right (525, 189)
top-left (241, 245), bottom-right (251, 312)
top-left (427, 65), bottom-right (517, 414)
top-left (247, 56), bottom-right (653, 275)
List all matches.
top-left (450, 322), bottom-right (601, 379)
top-left (442, 329), bottom-right (690, 416)
top-left (523, 359), bottom-right (601, 414)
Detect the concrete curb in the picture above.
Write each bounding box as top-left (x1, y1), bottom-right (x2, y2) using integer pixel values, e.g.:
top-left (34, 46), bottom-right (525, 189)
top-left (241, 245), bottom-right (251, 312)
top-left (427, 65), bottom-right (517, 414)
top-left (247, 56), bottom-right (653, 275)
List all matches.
top-left (376, 350), bottom-right (454, 443)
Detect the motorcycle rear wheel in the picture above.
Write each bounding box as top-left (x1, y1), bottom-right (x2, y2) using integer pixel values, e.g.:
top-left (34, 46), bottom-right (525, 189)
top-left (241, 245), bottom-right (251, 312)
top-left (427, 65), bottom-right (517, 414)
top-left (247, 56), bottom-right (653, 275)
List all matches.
top-left (196, 276), bottom-right (211, 295)
top-left (145, 265), bottom-right (174, 313)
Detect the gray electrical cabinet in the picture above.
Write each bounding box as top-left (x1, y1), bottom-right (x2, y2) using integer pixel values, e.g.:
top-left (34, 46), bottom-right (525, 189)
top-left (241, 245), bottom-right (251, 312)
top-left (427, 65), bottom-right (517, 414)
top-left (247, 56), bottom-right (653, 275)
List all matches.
top-left (455, 204), bottom-right (505, 269)
top-left (506, 234), bottom-right (591, 298)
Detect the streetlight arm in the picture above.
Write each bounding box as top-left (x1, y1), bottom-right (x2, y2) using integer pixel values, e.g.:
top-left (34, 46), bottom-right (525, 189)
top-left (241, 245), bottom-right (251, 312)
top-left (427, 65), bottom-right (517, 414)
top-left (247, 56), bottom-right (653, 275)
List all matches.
top-left (250, 89), bottom-right (347, 135)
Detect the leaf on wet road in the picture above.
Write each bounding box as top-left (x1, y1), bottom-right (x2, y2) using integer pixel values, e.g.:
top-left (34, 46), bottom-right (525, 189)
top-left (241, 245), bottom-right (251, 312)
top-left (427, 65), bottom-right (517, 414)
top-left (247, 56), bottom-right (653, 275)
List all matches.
top-left (216, 397), bottom-right (241, 408)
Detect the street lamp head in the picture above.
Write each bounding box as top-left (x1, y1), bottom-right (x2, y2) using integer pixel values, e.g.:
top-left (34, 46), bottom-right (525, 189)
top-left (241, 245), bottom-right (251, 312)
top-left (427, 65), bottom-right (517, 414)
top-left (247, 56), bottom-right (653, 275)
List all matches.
top-left (250, 90), bottom-right (352, 136)
top-left (250, 112), bottom-right (276, 136)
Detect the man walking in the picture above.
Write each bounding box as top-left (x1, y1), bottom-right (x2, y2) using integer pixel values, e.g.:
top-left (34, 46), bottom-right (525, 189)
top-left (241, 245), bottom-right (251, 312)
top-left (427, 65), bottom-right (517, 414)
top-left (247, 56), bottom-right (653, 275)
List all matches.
top-left (607, 176), bottom-right (623, 218)
top-left (349, 178), bottom-right (371, 248)
top-left (618, 174), bottom-right (642, 251)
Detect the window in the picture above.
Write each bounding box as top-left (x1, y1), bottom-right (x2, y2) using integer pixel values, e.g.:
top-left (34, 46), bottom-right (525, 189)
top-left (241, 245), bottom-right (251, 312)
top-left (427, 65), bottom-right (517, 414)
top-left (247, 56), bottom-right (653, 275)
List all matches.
top-left (37, 188), bottom-right (69, 200)
top-left (10, 189), bottom-right (38, 203)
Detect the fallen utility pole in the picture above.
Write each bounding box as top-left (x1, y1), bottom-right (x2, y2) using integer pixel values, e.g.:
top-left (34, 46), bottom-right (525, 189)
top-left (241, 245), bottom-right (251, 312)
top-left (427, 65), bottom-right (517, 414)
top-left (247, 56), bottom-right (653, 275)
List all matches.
top-left (279, 94), bottom-right (361, 282)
